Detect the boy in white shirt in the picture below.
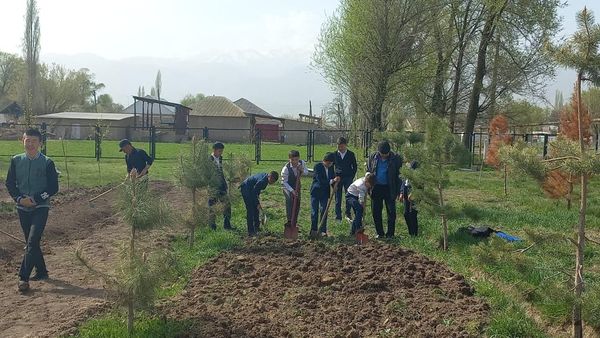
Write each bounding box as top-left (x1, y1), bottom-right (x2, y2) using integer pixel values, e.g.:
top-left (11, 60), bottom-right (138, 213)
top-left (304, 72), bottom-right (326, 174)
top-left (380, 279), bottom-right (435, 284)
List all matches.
top-left (346, 173), bottom-right (376, 235)
top-left (281, 150), bottom-right (309, 226)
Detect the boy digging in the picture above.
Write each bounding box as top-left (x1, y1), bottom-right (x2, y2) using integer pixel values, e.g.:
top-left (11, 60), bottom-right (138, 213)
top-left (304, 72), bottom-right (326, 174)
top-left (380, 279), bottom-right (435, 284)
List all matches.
top-left (310, 152), bottom-right (340, 238)
top-left (346, 173), bottom-right (376, 236)
top-left (239, 171), bottom-right (279, 236)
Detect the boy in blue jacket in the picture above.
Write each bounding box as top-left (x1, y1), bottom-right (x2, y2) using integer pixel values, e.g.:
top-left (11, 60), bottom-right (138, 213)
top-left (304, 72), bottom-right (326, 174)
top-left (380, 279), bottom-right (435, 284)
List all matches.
top-left (239, 171), bottom-right (279, 236)
top-left (5, 129), bottom-right (59, 292)
top-left (310, 152), bottom-right (340, 237)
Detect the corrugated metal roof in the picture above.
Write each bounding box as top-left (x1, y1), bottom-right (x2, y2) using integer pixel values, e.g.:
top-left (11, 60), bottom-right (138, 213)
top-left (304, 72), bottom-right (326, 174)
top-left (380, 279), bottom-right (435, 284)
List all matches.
top-left (233, 98), bottom-right (273, 117)
top-left (190, 96), bottom-right (247, 117)
top-left (124, 99), bottom-right (176, 115)
top-left (36, 112), bottom-right (134, 121)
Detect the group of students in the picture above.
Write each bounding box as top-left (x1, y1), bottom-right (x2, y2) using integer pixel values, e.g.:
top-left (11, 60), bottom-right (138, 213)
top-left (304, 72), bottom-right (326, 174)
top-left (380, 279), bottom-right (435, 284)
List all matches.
top-left (5, 129), bottom-right (419, 292)
top-left (209, 137), bottom-right (419, 239)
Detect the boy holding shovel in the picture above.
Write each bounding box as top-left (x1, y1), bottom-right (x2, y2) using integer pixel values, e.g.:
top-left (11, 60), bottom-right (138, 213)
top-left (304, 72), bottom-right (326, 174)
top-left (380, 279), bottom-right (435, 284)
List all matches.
top-left (281, 150), bottom-right (308, 236)
top-left (239, 171), bottom-right (279, 236)
top-left (346, 173), bottom-right (376, 236)
top-left (310, 152), bottom-right (340, 238)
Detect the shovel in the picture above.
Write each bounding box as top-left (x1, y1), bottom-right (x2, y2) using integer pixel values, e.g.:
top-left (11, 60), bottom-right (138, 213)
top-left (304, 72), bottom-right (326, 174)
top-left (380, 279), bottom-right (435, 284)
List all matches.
top-left (284, 169), bottom-right (302, 240)
top-left (356, 198), bottom-right (369, 244)
top-left (317, 179), bottom-right (340, 237)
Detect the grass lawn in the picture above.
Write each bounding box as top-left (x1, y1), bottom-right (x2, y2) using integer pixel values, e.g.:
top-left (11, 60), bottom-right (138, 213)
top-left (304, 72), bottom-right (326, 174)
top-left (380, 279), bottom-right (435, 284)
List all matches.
top-left (1, 139), bottom-right (598, 337)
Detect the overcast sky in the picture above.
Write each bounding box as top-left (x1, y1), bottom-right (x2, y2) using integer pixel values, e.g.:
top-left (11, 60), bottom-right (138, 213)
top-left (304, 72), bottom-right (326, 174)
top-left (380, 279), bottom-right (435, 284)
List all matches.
top-left (1, 0), bottom-right (600, 115)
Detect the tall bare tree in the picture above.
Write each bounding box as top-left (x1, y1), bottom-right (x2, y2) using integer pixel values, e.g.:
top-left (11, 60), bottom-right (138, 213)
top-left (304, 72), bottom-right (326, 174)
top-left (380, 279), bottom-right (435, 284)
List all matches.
top-left (22, 0), bottom-right (40, 124)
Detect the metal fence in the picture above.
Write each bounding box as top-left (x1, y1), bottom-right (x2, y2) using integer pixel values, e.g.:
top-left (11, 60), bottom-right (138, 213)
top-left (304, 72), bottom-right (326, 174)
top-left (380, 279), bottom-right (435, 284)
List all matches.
top-left (2, 123), bottom-right (599, 166)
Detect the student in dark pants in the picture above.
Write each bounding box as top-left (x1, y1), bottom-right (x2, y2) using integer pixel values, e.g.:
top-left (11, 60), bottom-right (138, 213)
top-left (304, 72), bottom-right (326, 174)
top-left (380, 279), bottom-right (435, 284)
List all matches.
top-left (240, 171), bottom-right (279, 236)
top-left (310, 152), bottom-right (340, 237)
top-left (209, 142), bottom-right (233, 230)
top-left (400, 160), bottom-right (419, 236)
top-left (119, 139), bottom-right (154, 178)
top-left (346, 173), bottom-right (376, 235)
top-left (367, 140), bottom-right (403, 239)
top-left (334, 137), bottom-right (357, 222)
top-left (5, 129), bottom-right (59, 292)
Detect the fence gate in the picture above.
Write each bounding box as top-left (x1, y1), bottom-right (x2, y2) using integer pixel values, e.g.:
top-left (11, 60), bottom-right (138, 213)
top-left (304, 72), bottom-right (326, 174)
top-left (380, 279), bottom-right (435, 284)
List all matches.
top-left (255, 129), bottom-right (261, 164)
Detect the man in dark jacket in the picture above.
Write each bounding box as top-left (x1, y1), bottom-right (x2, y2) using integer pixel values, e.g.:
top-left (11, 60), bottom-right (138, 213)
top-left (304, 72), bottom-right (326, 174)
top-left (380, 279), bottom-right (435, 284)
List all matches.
top-left (5, 129), bottom-right (59, 292)
top-left (334, 137), bottom-right (357, 222)
top-left (367, 140), bottom-right (403, 238)
top-left (119, 139), bottom-right (153, 177)
top-left (239, 171), bottom-right (279, 236)
top-left (310, 152), bottom-right (340, 237)
top-left (209, 142), bottom-right (233, 230)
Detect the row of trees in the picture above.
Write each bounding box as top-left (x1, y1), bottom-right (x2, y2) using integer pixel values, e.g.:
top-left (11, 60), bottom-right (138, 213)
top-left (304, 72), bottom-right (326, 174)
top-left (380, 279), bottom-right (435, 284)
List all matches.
top-left (313, 0), bottom-right (563, 145)
top-left (0, 0), bottom-right (121, 121)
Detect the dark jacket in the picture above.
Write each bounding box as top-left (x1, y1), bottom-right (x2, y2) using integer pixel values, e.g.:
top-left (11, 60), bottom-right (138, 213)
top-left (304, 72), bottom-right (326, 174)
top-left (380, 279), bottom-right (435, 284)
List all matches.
top-left (126, 148), bottom-right (154, 174)
top-left (334, 150), bottom-right (357, 180)
top-left (209, 154), bottom-right (227, 192)
top-left (310, 162), bottom-right (335, 198)
top-left (240, 173), bottom-right (269, 200)
top-left (367, 151), bottom-right (403, 198)
top-left (5, 152), bottom-right (59, 210)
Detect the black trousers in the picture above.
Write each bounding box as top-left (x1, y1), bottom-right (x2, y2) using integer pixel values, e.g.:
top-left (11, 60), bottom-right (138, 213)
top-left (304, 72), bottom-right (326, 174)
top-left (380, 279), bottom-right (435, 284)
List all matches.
top-left (18, 208), bottom-right (49, 282)
top-left (371, 184), bottom-right (396, 237)
top-left (404, 200), bottom-right (419, 236)
top-left (335, 176), bottom-right (353, 219)
top-left (209, 190), bottom-right (232, 229)
top-left (241, 189), bottom-right (259, 236)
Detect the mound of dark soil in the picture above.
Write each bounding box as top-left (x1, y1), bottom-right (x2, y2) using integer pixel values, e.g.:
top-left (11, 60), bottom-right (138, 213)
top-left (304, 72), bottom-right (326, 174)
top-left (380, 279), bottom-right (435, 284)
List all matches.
top-left (166, 238), bottom-right (489, 337)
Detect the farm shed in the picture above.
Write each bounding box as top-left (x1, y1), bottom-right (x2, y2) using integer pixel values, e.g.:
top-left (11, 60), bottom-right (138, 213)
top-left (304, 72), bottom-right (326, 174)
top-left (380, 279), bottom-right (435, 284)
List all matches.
top-left (0, 102), bottom-right (23, 124)
top-left (36, 112), bottom-right (135, 140)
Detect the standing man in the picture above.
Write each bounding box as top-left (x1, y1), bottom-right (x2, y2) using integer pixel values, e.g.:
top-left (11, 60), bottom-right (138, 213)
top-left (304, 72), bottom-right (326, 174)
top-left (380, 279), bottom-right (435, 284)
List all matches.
top-left (334, 137), bottom-right (357, 222)
top-left (281, 150), bottom-right (308, 226)
top-left (209, 142), bottom-right (233, 230)
top-left (367, 140), bottom-right (403, 239)
top-left (119, 139), bottom-right (153, 177)
top-left (5, 129), bottom-right (59, 292)
top-left (239, 171), bottom-right (279, 236)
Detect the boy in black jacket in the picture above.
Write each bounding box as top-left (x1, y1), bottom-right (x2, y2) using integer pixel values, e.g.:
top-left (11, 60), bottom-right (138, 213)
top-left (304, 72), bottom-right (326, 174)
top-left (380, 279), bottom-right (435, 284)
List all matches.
top-left (208, 142), bottom-right (233, 230)
top-left (333, 137), bottom-right (357, 222)
top-left (5, 129), bottom-right (59, 292)
top-left (310, 152), bottom-right (340, 237)
top-left (239, 171), bottom-right (279, 236)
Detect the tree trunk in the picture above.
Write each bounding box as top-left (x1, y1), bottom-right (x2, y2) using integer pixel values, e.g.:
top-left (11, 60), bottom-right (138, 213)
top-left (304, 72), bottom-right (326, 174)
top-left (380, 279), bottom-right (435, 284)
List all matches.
top-left (463, 2), bottom-right (507, 150)
top-left (431, 23), bottom-right (446, 117)
top-left (464, 15), bottom-right (495, 150)
top-left (127, 295), bottom-right (134, 336)
top-left (503, 164), bottom-right (507, 196)
top-left (438, 183), bottom-right (448, 251)
top-left (572, 71), bottom-right (586, 338)
top-left (189, 188), bottom-right (196, 248)
top-left (488, 36), bottom-right (501, 116)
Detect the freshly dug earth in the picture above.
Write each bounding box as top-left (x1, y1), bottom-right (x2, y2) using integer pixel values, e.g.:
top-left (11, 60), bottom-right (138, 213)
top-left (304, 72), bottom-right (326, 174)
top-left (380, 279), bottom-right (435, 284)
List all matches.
top-left (167, 238), bottom-right (489, 337)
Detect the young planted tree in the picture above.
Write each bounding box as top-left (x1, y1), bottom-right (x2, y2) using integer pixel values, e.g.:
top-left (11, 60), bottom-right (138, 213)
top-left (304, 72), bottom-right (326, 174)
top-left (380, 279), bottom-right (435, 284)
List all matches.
top-left (505, 8), bottom-right (600, 337)
top-left (77, 173), bottom-right (172, 335)
top-left (543, 90), bottom-right (593, 209)
top-left (175, 138), bottom-right (219, 247)
top-left (401, 117), bottom-right (466, 250)
top-left (485, 114), bottom-right (512, 195)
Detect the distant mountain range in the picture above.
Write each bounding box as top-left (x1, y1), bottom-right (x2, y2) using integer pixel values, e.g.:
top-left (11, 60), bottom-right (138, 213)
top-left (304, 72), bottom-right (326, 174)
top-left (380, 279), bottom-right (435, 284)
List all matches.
top-left (42, 50), bottom-right (334, 117)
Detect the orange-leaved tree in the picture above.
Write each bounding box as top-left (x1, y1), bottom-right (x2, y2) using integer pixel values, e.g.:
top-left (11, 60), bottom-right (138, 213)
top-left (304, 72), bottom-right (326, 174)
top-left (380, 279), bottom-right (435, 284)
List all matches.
top-left (542, 88), bottom-right (593, 209)
top-left (485, 114), bottom-right (512, 195)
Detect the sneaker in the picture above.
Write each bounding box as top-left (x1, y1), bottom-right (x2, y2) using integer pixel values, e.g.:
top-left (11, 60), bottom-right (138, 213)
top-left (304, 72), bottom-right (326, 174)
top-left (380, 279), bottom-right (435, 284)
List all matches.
top-left (18, 280), bottom-right (29, 292)
top-left (320, 232), bottom-right (329, 237)
top-left (30, 273), bottom-right (49, 281)
top-left (345, 216), bottom-right (353, 223)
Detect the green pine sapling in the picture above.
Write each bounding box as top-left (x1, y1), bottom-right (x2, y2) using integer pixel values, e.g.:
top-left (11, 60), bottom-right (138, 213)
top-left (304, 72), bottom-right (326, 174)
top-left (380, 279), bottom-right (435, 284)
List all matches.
top-left (401, 117), bottom-right (466, 250)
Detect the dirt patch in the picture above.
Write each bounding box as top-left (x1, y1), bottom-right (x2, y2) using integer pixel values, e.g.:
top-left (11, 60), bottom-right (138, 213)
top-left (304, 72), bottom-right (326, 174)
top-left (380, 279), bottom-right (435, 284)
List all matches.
top-left (165, 238), bottom-right (489, 337)
top-left (0, 181), bottom-right (186, 338)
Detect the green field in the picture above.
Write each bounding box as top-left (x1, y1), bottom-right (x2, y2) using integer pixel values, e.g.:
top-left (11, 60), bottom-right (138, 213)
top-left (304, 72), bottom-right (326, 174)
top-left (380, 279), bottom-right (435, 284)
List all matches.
top-left (2, 139), bottom-right (599, 337)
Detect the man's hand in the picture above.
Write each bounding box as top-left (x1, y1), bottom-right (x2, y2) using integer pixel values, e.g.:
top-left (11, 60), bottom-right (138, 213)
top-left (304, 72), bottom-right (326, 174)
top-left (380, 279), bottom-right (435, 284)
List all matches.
top-left (398, 193), bottom-right (404, 201)
top-left (333, 176), bottom-right (341, 183)
top-left (291, 190), bottom-right (297, 198)
top-left (20, 197), bottom-right (36, 208)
